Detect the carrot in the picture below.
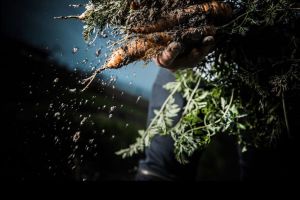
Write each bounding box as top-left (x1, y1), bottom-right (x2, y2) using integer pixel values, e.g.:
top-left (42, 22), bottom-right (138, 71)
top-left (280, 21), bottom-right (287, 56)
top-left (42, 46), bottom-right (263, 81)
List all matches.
top-left (107, 26), bottom-right (216, 68)
top-left (128, 1), bottom-right (232, 34)
top-left (130, 0), bottom-right (143, 10)
top-left (81, 26), bottom-right (216, 91)
top-left (107, 26), bottom-right (216, 69)
top-left (81, 36), bottom-right (166, 91)
top-left (106, 34), bottom-right (170, 68)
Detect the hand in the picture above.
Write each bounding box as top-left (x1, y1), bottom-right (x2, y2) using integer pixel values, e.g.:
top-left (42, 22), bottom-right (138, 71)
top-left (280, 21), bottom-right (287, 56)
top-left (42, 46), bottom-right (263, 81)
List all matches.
top-left (153, 36), bottom-right (215, 71)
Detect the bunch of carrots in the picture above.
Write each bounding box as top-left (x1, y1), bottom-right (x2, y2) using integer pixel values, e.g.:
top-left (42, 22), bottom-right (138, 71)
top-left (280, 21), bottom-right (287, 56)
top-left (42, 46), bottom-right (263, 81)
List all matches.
top-left (57, 0), bottom-right (234, 90)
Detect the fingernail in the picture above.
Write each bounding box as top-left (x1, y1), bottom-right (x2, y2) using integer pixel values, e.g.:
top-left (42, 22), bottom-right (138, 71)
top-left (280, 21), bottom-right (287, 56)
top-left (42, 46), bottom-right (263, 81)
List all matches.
top-left (169, 42), bottom-right (182, 52)
top-left (202, 36), bottom-right (215, 45)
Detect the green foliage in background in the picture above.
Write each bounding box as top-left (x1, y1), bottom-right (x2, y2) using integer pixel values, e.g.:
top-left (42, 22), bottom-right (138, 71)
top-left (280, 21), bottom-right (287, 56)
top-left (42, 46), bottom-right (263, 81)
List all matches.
top-left (116, 0), bottom-right (299, 163)
top-left (70, 0), bottom-right (300, 163)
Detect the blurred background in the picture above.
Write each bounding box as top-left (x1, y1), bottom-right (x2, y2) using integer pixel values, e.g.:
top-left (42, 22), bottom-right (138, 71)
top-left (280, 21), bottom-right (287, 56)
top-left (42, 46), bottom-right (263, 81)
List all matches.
top-left (1, 0), bottom-right (239, 181)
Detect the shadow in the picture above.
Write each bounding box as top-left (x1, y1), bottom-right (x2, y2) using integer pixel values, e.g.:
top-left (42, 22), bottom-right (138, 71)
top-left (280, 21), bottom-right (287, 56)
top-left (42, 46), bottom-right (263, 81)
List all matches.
top-left (2, 35), bottom-right (148, 181)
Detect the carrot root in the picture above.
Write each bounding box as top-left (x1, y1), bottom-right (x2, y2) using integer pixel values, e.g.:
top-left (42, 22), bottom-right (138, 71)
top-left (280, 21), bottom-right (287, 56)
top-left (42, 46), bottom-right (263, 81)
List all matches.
top-left (128, 2), bottom-right (232, 34)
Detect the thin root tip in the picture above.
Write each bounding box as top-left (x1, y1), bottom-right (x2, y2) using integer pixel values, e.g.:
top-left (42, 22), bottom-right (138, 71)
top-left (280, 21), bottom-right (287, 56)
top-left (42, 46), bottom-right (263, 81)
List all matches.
top-left (80, 66), bottom-right (108, 92)
top-left (97, 66), bottom-right (109, 73)
top-left (53, 15), bottom-right (82, 20)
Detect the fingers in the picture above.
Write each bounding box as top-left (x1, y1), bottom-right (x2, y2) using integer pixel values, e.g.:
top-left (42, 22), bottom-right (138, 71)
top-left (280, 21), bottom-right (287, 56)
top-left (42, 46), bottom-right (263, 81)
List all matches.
top-left (167, 36), bottom-right (215, 70)
top-left (153, 36), bottom-right (215, 71)
top-left (153, 42), bottom-right (183, 68)
top-left (169, 48), bottom-right (205, 69)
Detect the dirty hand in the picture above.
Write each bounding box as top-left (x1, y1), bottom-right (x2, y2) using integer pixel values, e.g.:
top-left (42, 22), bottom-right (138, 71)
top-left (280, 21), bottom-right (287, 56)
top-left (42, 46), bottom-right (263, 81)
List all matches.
top-left (153, 36), bottom-right (215, 71)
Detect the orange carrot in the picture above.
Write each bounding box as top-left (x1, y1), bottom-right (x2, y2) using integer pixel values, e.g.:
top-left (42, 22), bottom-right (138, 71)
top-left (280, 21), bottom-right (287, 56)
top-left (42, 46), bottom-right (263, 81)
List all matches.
top-left (105, 36), bottom-right (167, 69)
top-left (128, 1), bottom-right (232, 34)
top-left (81, 26), bottom-right (217, 91)
top-left (104, 26), bottom-right (216, 69)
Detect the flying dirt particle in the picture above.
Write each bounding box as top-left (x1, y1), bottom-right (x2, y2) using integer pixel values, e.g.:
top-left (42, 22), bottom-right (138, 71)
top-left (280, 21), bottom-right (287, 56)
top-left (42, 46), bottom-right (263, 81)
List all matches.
top-left (136, 96), bottom-right (142, 103)
top-left (110, 106), bottom-right (117, 113)
top-left (80, 117), bottom-right (88, 125)
top-left (95, 49), bottom-right (101, 57)
top-left (54, 112), bottom-right (61, 119)
top-left (73, 131), bottom-right (81, 142)
top-left (69, 88), bottom-right (77, 93)
top-left (53, 78), bottom-right (59, 83)
top-left (72, 47), bottom-right (79, 54)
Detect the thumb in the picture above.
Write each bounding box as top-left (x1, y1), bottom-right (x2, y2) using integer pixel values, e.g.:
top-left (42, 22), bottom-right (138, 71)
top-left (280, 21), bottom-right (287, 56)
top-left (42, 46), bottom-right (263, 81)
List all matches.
top-left (202, 36), bottom-right (215, 46)
top-left (154, 42), bottom-right (183, 67)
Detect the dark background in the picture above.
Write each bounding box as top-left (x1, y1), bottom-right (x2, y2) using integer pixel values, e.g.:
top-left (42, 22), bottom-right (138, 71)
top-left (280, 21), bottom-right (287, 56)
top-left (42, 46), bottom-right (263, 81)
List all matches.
top-left (1, 0), bottom-right (240, 181)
